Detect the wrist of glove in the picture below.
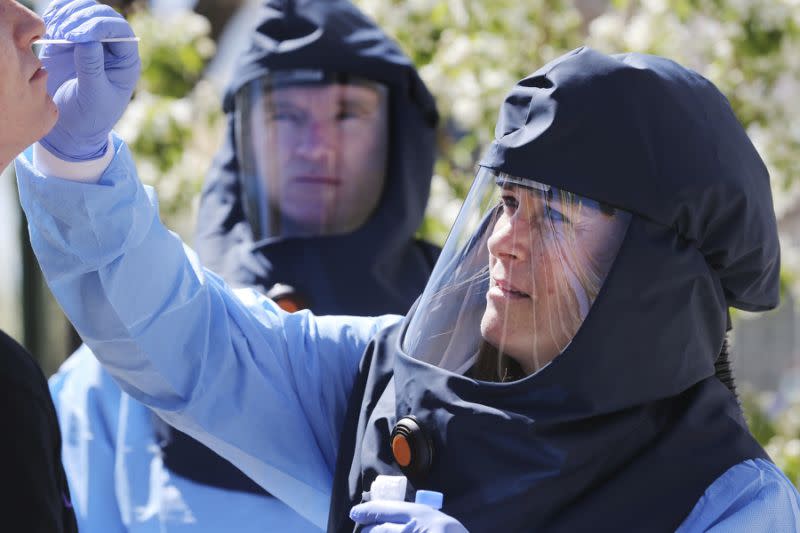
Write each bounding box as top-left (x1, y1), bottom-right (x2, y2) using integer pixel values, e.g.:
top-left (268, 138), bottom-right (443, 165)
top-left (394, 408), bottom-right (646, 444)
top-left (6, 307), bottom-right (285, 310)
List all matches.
top-left (350, 501), bottom-right (468, 533)
top-left (40, 0), bottom-right (140, 162)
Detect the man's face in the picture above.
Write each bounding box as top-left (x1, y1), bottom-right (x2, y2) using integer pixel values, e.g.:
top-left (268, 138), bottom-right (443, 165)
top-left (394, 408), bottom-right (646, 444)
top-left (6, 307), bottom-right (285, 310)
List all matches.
top-left (250, 82), bottom-right (389, 235)
top-left (0, 0), bottom-right (57, 166)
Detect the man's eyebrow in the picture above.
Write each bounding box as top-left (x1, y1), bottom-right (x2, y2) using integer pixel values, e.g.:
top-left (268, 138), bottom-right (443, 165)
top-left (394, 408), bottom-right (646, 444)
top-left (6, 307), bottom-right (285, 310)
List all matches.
top-left (266, 99), bottom-right (303, 110)
top-left (265, 97), bottom-right (377, 113)
top-left (339, 97), bottom-right (378, 111)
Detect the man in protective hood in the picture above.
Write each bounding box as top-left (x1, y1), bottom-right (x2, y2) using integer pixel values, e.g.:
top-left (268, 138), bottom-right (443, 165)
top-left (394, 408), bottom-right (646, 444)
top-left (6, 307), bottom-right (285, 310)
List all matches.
top-left (43, 0), bottom-right (438, 530)
top-left (17, 1), bottom-right (800, 531)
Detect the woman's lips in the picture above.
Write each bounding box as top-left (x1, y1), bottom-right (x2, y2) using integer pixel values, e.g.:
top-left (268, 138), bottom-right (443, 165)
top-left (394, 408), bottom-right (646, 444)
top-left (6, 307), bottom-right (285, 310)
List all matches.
top-left (30, 66), bottom-right (47, 82)
top-left (490, 278), bottom-right (531, 299)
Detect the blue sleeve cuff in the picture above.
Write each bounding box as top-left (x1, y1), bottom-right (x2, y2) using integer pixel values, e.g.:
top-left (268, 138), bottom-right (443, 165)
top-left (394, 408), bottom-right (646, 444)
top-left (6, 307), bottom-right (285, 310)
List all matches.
top-left (15, 134), bottom-right (158, 274)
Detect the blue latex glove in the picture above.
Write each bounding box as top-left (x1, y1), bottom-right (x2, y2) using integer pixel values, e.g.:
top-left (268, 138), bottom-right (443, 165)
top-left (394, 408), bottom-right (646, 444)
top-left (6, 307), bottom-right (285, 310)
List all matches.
top-left (350, 501), bottom-right (468, 533)
top-left (39, 0), bottom-right (140, 162)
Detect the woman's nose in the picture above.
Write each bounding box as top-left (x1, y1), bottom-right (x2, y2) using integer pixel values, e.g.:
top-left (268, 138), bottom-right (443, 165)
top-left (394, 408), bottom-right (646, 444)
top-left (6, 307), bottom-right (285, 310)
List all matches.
top-left (14, 2), bottom-right (45, 49)
top-left (488, 216), bottom-right (530, 261)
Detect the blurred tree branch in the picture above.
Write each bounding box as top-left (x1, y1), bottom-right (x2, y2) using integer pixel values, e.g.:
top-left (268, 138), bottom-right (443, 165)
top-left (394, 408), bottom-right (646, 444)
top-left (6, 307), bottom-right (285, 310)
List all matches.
top-left (194, 0), bottom-right (243, 41)
top-left (96, 0), bottom-right (142, 17)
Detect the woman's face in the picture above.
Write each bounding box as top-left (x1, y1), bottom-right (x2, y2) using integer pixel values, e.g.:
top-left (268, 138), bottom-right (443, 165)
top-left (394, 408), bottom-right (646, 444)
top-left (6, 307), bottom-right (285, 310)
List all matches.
top-left (0, 0), bottom-right (56, 167)
top-left (480, 183), bottom-right (626, 374)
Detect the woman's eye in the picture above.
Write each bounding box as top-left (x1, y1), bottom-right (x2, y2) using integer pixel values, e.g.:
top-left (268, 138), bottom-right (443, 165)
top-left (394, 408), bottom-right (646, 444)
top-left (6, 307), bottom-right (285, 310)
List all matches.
top-left (501, 195), bottom-right (519, 212)
top-left (546, 207), bottom-right (571, 225)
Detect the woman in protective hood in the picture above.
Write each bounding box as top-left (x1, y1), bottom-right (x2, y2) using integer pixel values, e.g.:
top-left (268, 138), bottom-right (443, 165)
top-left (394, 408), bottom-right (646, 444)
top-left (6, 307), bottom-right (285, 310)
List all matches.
top-left (340, 47), bottom-right (800, 531)
top-left (44, 0), bottom-right (438, 531)
top-left (17, 6), bottom-right (800, 529)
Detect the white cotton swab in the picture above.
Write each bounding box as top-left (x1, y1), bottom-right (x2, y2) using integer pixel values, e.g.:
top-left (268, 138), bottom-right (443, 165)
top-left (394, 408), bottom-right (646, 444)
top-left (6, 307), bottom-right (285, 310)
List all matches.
top-left (34, 37), bottom-right (141, 44)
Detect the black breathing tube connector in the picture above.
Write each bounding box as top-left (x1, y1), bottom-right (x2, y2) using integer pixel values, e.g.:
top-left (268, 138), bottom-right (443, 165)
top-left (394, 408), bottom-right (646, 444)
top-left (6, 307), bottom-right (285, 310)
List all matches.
top-left (715, 333), bottom-right (739, 402)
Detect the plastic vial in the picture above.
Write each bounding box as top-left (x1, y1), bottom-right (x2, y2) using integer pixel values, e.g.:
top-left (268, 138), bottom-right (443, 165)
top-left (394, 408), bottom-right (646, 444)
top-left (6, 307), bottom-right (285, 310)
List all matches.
top-left (414, 490), bottom-right (444, 510)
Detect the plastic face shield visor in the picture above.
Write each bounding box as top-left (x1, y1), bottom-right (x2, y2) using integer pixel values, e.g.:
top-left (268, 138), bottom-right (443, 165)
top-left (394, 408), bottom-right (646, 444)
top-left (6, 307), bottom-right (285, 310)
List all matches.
top-left (402, 167), bottom-right (631, 381)
top-left (234, 70), bottom-right (390, 240)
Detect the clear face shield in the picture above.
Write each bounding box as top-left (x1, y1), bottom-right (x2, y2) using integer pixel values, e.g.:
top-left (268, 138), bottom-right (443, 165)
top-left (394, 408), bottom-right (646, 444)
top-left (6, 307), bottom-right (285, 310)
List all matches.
top-left (403, 168), bottom-right (631, 381)
top-left (234, 70), bottom-right (390, 240)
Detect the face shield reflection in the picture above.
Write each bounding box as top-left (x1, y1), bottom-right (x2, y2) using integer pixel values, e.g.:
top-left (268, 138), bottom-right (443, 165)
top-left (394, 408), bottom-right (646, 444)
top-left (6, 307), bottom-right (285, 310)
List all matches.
top-left (235, 71), bottom-right (389, 240)
top-left (402, 168), bottom-right (631, 381)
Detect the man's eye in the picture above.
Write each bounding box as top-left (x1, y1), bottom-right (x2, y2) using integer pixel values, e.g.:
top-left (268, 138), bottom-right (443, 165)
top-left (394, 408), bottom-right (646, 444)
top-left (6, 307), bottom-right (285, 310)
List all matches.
top-left (336, 107), bottom-right (367, 121)
top-left (269, 110), bottom-right (304, 123)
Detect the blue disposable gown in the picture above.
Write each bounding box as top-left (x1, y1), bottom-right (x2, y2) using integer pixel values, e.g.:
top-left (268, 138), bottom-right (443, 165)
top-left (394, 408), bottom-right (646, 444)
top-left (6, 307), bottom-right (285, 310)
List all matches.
top-left (16, 139), bottom-right (800, 531)
top-left (49, 345), bottom-right (321, 532)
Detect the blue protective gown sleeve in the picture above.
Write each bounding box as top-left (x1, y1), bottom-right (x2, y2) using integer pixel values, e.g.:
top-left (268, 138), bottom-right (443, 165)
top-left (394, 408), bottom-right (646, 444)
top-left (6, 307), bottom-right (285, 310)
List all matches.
top-left (16, 137), bottom-right (401, 530)
top-left (677, 458), bottom-right (800, 532)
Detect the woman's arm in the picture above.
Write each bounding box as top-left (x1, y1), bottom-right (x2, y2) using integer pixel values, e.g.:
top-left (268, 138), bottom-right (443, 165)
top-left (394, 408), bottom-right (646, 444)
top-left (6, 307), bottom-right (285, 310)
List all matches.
top-left (17, 139), bottom-right (399, 529)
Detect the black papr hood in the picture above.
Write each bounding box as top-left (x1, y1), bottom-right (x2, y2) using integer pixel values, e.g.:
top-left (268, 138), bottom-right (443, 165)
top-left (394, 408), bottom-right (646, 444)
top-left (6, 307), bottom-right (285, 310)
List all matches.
top-left (479, 46), bottom-right (780, 413)
top-left (486, 47), bottom-right (778, 311)
top-left (328, 48), bottom-right (776, 532)
top-left (163, 0), bottom-right (439, 497)
top-left (193, 0), bottom-right (440, 316)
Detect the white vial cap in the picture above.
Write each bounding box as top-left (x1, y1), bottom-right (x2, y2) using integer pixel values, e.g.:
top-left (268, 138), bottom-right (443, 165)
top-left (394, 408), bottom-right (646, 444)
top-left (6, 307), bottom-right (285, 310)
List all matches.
top-left (370, 475), bottom-right (407, 502)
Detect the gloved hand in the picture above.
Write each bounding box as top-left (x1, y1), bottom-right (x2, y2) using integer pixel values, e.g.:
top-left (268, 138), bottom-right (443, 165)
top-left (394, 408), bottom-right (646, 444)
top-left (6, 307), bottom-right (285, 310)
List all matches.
top-left (39, 0), bottom-right (140, 162)
top-left (350, 501), bottom-right (468, 533)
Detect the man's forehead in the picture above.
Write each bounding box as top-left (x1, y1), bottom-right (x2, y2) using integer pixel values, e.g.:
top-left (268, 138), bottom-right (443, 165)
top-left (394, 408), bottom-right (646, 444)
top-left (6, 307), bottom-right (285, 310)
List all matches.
top-left (268, 83), bottom-right (385, 104)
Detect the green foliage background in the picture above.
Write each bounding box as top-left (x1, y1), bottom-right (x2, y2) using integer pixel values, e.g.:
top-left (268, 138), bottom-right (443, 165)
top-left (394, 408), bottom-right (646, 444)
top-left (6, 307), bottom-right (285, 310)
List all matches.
top-left (116, 9), bottom-right (223, 235)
